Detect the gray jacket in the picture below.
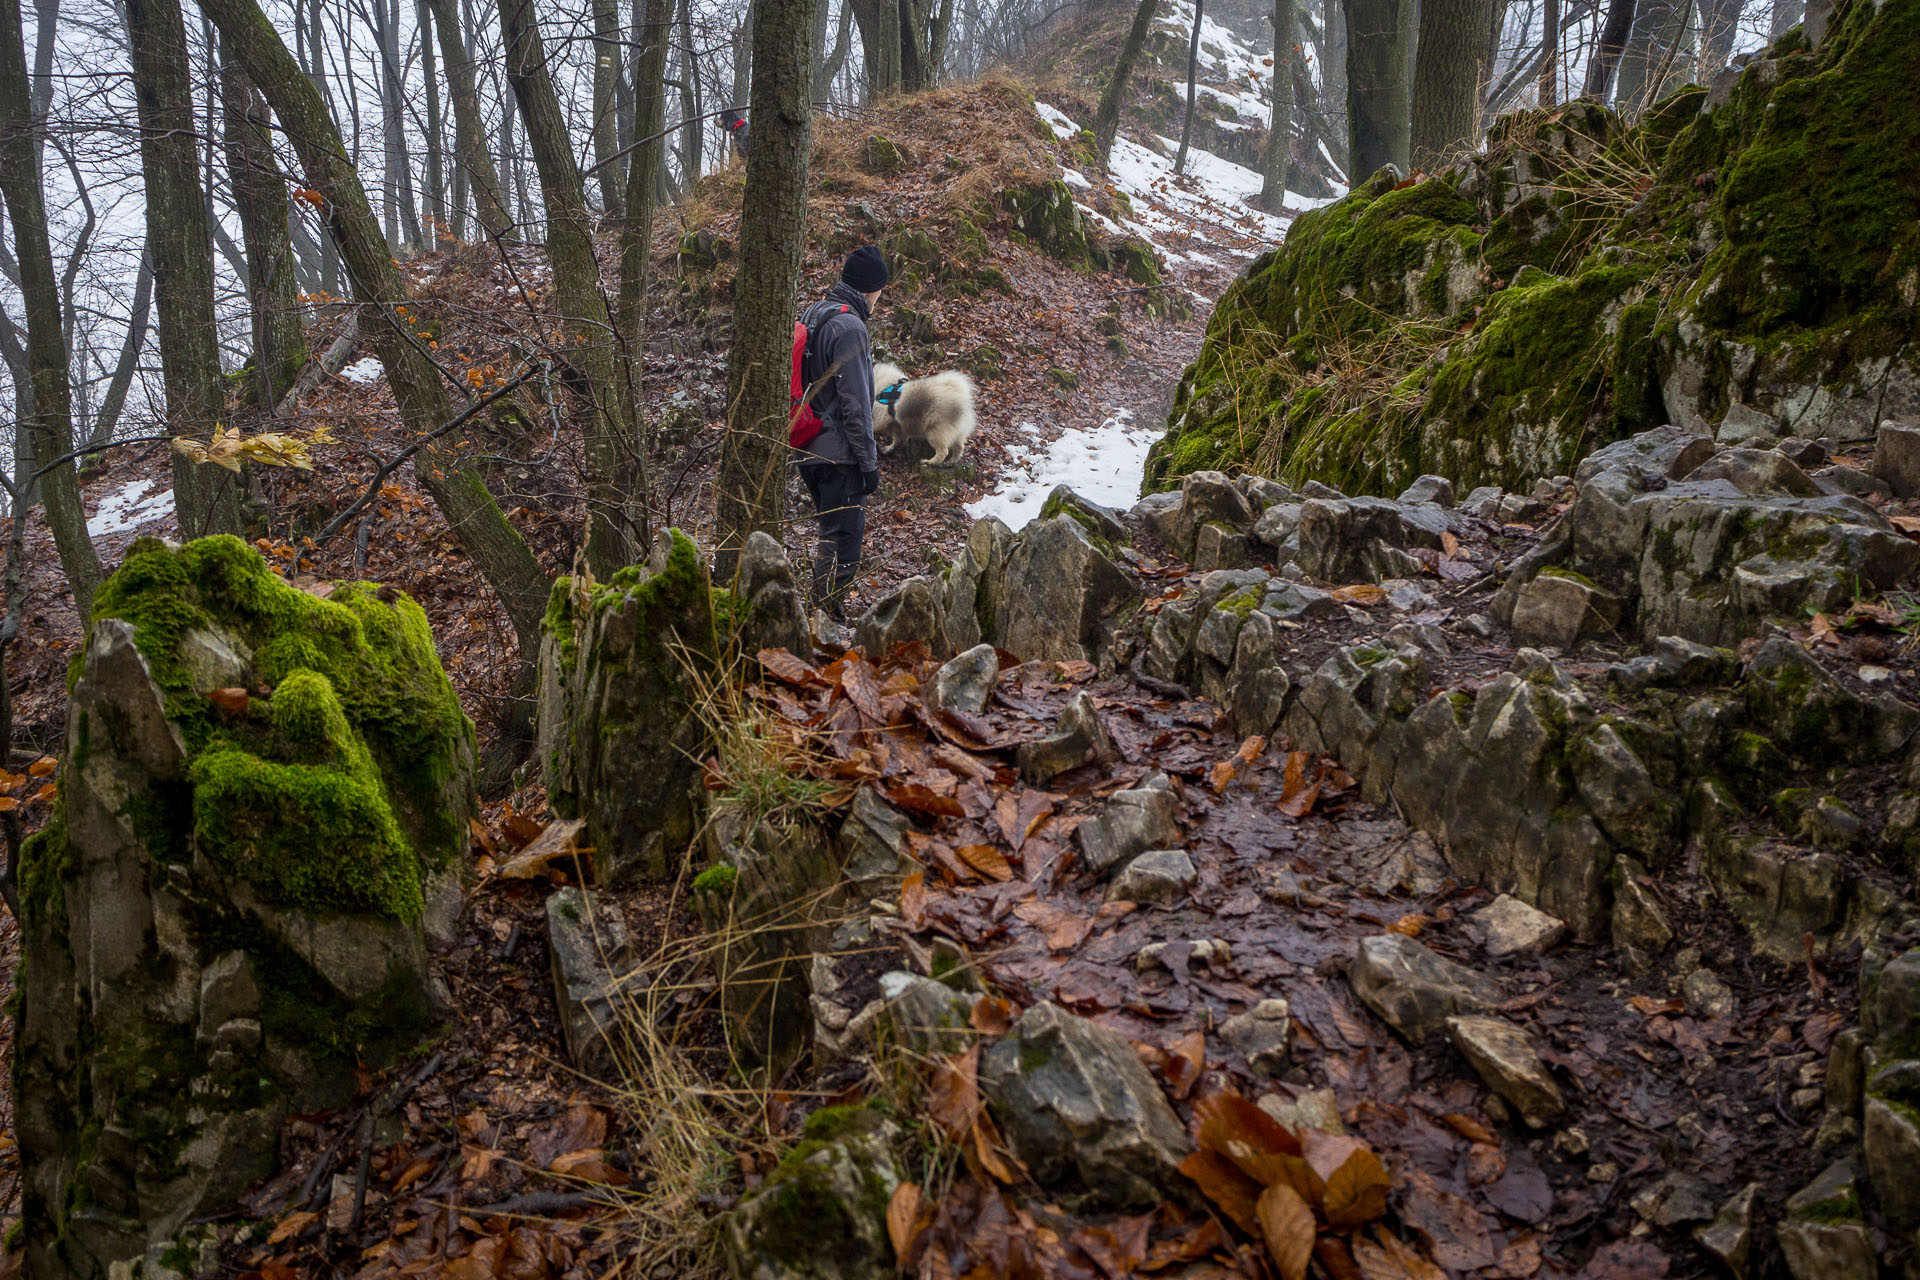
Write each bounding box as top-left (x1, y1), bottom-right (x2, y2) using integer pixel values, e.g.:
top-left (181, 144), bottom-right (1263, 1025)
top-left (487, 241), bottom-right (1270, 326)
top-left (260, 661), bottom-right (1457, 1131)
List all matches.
top-left (795, 282), bottom-right (878, 471)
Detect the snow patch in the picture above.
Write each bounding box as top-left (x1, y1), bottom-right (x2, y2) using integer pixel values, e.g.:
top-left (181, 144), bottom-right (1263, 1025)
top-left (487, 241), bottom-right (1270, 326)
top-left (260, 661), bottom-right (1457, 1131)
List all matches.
top-left (88, 478), bottom-right (175, 538)
top-left (965, 410), bottom-right (1163, 530)
top-left (340, 357), bottom-right (384, 384)
top-left (1035, 102), bottom-right (1079, 138)
top-left (1060, 168), bottom-right (1093, 189)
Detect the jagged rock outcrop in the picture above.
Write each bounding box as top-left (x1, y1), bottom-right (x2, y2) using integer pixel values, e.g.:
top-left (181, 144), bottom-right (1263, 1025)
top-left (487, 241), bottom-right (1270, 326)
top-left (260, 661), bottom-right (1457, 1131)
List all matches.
top-left (16, 536), bottom-right (471, 1280)
top-left (935, 508), bottom-right (1139, 666)
top-left (537, 529), bottom-right (722, 882)
top-left (723, 1107), bottom-right (903, 1280)
top-left (1148, 0), bottom-right (1920, 495)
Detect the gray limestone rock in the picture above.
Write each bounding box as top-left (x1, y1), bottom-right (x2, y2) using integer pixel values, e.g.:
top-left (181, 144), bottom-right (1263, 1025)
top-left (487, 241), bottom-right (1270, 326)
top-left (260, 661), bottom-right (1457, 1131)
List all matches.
top-left (1257, 1088), bottom-right (1344, 1134)
top-left (1397, 475), bottom-right (1456, 507)
top-left (996, 516), bottom-right (1140, 665)
top-left (1042, 485), bottom-right (1131, 547)
top-left (1017, 690), bottom-right (1114, 784)
top-left (723, 1111), bottom-right (901, 1280)
top-left (1129, 491), bottom-right (1184, 548)
top-left (838, 786), bottom-right (916, 898)
top-left (1240, 477), bottom-right (1297, 512)
top-left (1472, 895), bottom-right (1567, 958)
top-left (1693, 1183), bottom-right (1760, 1280)
top-left (1252, 502), bottom-right (1303, 549)
top-left (1446, 1015), bottom-right (1566, 1127)
top-left (1509, 572), bottom-right (1622, 649)
top-left (547, 887), bottom-right (636, 1079)
top-left (930, 643), bottom-right (1000, 715)
top-left (1297, 497), bottom-right (1422, 583)
top-left (1172, 471), bottom-right (1255, 558)
top-left (1811, 464), bottom-right (1891, 500)
top-left (1864, 1060), bottom-right (1920, 1231)
top-left (1220, 999), bottom-right (1292, 1076)
top-left (1572, 427), bottom-right (1717, 485)
top-left (1629, 1171), bottom-right (1718, 1228)
top-left (737, 531), bottom-right (812, 659)
top-left (1716, 402), bottom-right (1782, 446)
top-left (1193, 521), bottom-right (1255, 571)
top-left (1076, 775), bottom-right (1183, 875)
top-left (1866, 946), bottom-right (1920, 1055)
top-left (1778, 1160), bottom-right (1875, 1280)
top-left (878, 971), bottom-right (978, 1057)
top-left (1350, 935), bottom-right (1500, 1041)
top-left (1610, 860), bottom-right (1675, 973)
top-left (1684, 447), bottom-right (1821, 497)
top-left (1105, 849), bottom-right (1197, 905)
top-left (856, 576), bottom-right (951, 660)
top-left (944, 516), bottom-right (1014, 651)
top-left (980, 1003), bottom-right (1194, 1209)
top-left (1683, 968), bottom-right (1737, 1020)
top-left (1872, 420), bottom-right (1920, 498)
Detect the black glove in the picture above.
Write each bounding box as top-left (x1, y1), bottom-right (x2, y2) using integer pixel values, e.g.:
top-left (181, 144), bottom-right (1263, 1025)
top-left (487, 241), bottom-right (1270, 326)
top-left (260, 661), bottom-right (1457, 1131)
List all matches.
top-left (859, 468), bottom-right (881, 496)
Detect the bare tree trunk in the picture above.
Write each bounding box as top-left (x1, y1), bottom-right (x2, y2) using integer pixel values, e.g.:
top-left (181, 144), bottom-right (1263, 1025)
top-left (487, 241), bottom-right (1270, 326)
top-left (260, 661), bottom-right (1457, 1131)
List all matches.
top-left (1538, 0), bottom-right (1558, 105)
top-left (676, 0), bottom-right (702, 182)
top-left (1615, 0), bottom-right (1686, 115)
top-left (1174, 0), bottom-right (1204, 173)
top-left (0, 0), bottom-right (102, 619)
top-left (128, 0), bottom-right (247, 538)
top-left (500, 0), bottom-right (642, 575)
top-left (1322, 0), bottom-right (1349, 176)
top-left (593, 0), bottom-right (627, 217)
top-left (1694, 0), bottom-right (1739, 79)
top-left (1581, 0), bottom-right (1636, 96)
top-left (900, 0), bottom-right (927, 91)
top-left (926, 0), bottom-right (954, 83)
top-left (1411, 0), bottom-right (1496, 170)
top-left (715, 0), bottom-right (816, 577)
top-left (417, 0), bottom-right (449, 245)
top-left (86, 249), bottom-right (154, 449)
top-left (1093, 0), bottom-right (1157, 168)
top-left (814, 0), bottom-right (853, 101)
top-left (427, 0), bottom-right (512, 241)
top-left (1344, 0), bottom-right (1414, 179)
top-left (223, 58), bottom-right (307, 410)
top-left (615, 0), bottom-right (672, 549)
top-left (203, 0), bottom-right (554, 662)
top-left (1768, 0), bottom-right (1802, 39)
top-left (850, 0), bottom-right (901, 95)
top-left (1261, 0), bottom-right (1297, 210)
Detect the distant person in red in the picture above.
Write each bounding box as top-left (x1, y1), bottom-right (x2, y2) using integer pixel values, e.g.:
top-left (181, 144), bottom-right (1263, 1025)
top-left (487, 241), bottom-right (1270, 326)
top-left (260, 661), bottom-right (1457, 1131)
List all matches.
top-left (722, 105), bottom-right (748, 158)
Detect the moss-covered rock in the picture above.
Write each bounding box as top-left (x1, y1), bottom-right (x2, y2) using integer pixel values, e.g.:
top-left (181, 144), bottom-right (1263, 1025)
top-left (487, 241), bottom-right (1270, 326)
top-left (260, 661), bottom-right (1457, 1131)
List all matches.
top-left (537, 529), bottom-right (720, 883)
top-left (722, 1110), bottom-right (902, 1280)
top-left (16, 536), bottom-right (467, 1280)
top-left (1148, 0), bottom-right (1920, 495)
top-left (1003, 179), bottom-right (1095, 267)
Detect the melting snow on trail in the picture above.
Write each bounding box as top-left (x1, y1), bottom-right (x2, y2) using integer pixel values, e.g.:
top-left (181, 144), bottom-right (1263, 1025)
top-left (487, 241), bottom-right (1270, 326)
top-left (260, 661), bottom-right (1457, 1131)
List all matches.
top-left (88, 478), bottom-right (174, 538)
top-left (965, 410), bottom-right (1164, 530)
top-left (341, 357), bottom-right (385, 384)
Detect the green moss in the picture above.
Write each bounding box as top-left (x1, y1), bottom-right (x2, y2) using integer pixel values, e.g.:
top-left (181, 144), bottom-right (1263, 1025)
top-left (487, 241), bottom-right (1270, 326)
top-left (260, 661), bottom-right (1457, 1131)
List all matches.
top-left (89, 536), bottom-right (474, 867)
top-left (799, 1101), bottom-right (892, 1143)
top-left (691, 864), bottom-right (739, 896)
top-left (192, 669), bottom-right (423, 922)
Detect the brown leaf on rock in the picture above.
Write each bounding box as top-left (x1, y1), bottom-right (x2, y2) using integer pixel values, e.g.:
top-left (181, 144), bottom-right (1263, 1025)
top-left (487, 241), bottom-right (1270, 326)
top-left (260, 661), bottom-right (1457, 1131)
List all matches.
top-left (901, 872), bottom-right (930, 930)
top-left (1194, 1090), bottom-right (1305, 1189)
top-left (1208, 735), bottom-right (1267, 793)
top-left (1072, 1213), bottom-right (1151, 1278)
top-left (1142, 1217), bottom-right (1225, 1272)
top-left (928, 1046), bottom-right (983, 1140)
top-left (970, 994), bottom-right (1015, 1035)
top-left (1329, 584), bottom-right (1386, 606)
top-left (530, 1103), bottom-right (606, 1170)
top-left (207, 686), bottom-right (250, 714)
top-left (494, 818), bottom-right (589, 880)
top-left (1256, 1183), bottom-right (1315, 1280)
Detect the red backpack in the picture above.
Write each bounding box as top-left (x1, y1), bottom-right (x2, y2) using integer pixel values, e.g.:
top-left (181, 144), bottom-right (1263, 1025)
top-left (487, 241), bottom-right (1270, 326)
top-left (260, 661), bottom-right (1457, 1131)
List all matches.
top-left (789, 301), bottom-right (850, 450)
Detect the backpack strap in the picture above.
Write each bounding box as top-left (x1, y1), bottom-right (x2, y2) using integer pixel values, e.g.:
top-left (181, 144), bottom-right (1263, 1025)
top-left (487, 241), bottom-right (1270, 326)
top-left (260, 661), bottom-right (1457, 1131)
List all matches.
top-left (801, 301), bottom-right (853, 387)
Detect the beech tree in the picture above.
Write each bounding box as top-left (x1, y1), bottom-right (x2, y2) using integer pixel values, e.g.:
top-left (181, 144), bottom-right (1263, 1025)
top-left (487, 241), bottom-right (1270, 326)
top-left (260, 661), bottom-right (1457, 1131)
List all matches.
top-left (1260, 0), bottom-right (1297, 212)
top-left (0, 0), bottom-right (101, 620)
top-left (1345, 0), bottom-right (1414, 178)
top-left (714, 0), bottom-right (816, 576)
top-left (1410, 0), bottom-right (1498, 170)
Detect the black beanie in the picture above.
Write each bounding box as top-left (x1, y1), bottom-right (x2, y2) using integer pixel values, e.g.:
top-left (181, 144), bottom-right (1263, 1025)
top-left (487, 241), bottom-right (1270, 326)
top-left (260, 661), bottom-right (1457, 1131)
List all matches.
top-left (842, 245), bottom-right (889, 292)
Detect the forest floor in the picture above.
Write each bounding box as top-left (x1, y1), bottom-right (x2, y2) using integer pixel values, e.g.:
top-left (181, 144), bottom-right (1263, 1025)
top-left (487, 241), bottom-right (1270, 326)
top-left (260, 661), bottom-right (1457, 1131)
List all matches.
top-left (0, 31), bottom-right (1881, 1280)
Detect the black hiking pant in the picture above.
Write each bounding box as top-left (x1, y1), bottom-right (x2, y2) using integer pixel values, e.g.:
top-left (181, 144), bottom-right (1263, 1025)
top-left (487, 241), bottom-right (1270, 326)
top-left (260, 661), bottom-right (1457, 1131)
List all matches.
top-left (800, 462), bottom-right (867, 614)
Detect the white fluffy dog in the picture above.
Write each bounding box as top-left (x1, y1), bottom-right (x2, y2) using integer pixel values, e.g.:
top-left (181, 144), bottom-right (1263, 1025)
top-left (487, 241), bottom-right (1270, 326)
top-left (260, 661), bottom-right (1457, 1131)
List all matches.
top-left (872, 362), bottom-right (978, 466)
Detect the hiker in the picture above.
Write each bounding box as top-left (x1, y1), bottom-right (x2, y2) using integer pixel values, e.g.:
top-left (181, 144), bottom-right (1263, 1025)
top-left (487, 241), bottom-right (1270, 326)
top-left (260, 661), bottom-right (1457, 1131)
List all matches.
top-left (793, 245), bottom-right (887, 617)
top-left (721, 105), bottom-right (748, 158)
